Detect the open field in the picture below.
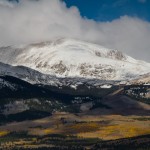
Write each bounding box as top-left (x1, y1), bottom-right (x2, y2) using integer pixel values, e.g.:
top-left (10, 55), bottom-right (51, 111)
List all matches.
top-left (0, 112), bottom-right (150, 140)
top-left (0, 112), bottom-right (150, 149)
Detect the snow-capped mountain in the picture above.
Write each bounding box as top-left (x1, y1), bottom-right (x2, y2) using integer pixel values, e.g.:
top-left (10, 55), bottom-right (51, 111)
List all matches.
top-left (0, 38), bottom-right (150, 81)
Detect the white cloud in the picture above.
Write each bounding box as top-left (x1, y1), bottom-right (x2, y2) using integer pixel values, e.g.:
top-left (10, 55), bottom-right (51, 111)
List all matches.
top-left (0, 0), bottom-right (13, 7)
top-left (0, 0), bottom-right (150, 62)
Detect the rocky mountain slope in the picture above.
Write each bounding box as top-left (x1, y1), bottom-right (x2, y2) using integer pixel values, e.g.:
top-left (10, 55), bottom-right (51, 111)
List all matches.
top-left (0, 38), bottom-right (150, 81)
top-left (0, 62), bottom-right (118, 88)
top-left (130, 73), bottom-right (150, 84)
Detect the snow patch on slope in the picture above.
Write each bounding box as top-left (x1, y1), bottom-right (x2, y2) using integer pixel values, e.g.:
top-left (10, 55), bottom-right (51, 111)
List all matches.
top-left (0, 77), bottom-right (17, 90)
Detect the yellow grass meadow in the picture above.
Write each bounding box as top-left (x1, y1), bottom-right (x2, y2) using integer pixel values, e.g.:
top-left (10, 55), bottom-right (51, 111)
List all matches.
top-left (0, 131), bottom-right (9, 137)
top-left (77, 123), bottom-right (150, 140)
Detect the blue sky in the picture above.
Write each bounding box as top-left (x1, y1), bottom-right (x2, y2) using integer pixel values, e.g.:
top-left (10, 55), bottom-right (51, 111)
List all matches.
top-left (9, 0), bottom-right (150, 22)
top-left (63, 0), bottom-right (150, 22)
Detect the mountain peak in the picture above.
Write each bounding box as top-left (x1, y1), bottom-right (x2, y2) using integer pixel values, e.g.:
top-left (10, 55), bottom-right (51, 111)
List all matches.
top-left (0, 38), bottom-right (150, 80)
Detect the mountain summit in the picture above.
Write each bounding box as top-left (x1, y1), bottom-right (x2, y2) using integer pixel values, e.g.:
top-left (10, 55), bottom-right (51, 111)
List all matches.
top-left (0, 38), bottom-right (150, 80)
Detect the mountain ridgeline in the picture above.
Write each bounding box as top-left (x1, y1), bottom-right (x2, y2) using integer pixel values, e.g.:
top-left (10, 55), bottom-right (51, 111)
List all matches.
top-left (0, 38), bottom-right (150, 82)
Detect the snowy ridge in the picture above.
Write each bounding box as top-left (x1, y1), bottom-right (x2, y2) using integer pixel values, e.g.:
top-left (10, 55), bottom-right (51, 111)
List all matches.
top-left (0, 62), bottom-right (118, 88)
top-left (130, 73), bottom-right (150, 84)
top-left (0, 38), bottom-right (150, 81)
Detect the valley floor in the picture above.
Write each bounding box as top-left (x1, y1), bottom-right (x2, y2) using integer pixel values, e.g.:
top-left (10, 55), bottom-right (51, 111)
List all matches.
top-left (0, 112), bottom-right (150, 149)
